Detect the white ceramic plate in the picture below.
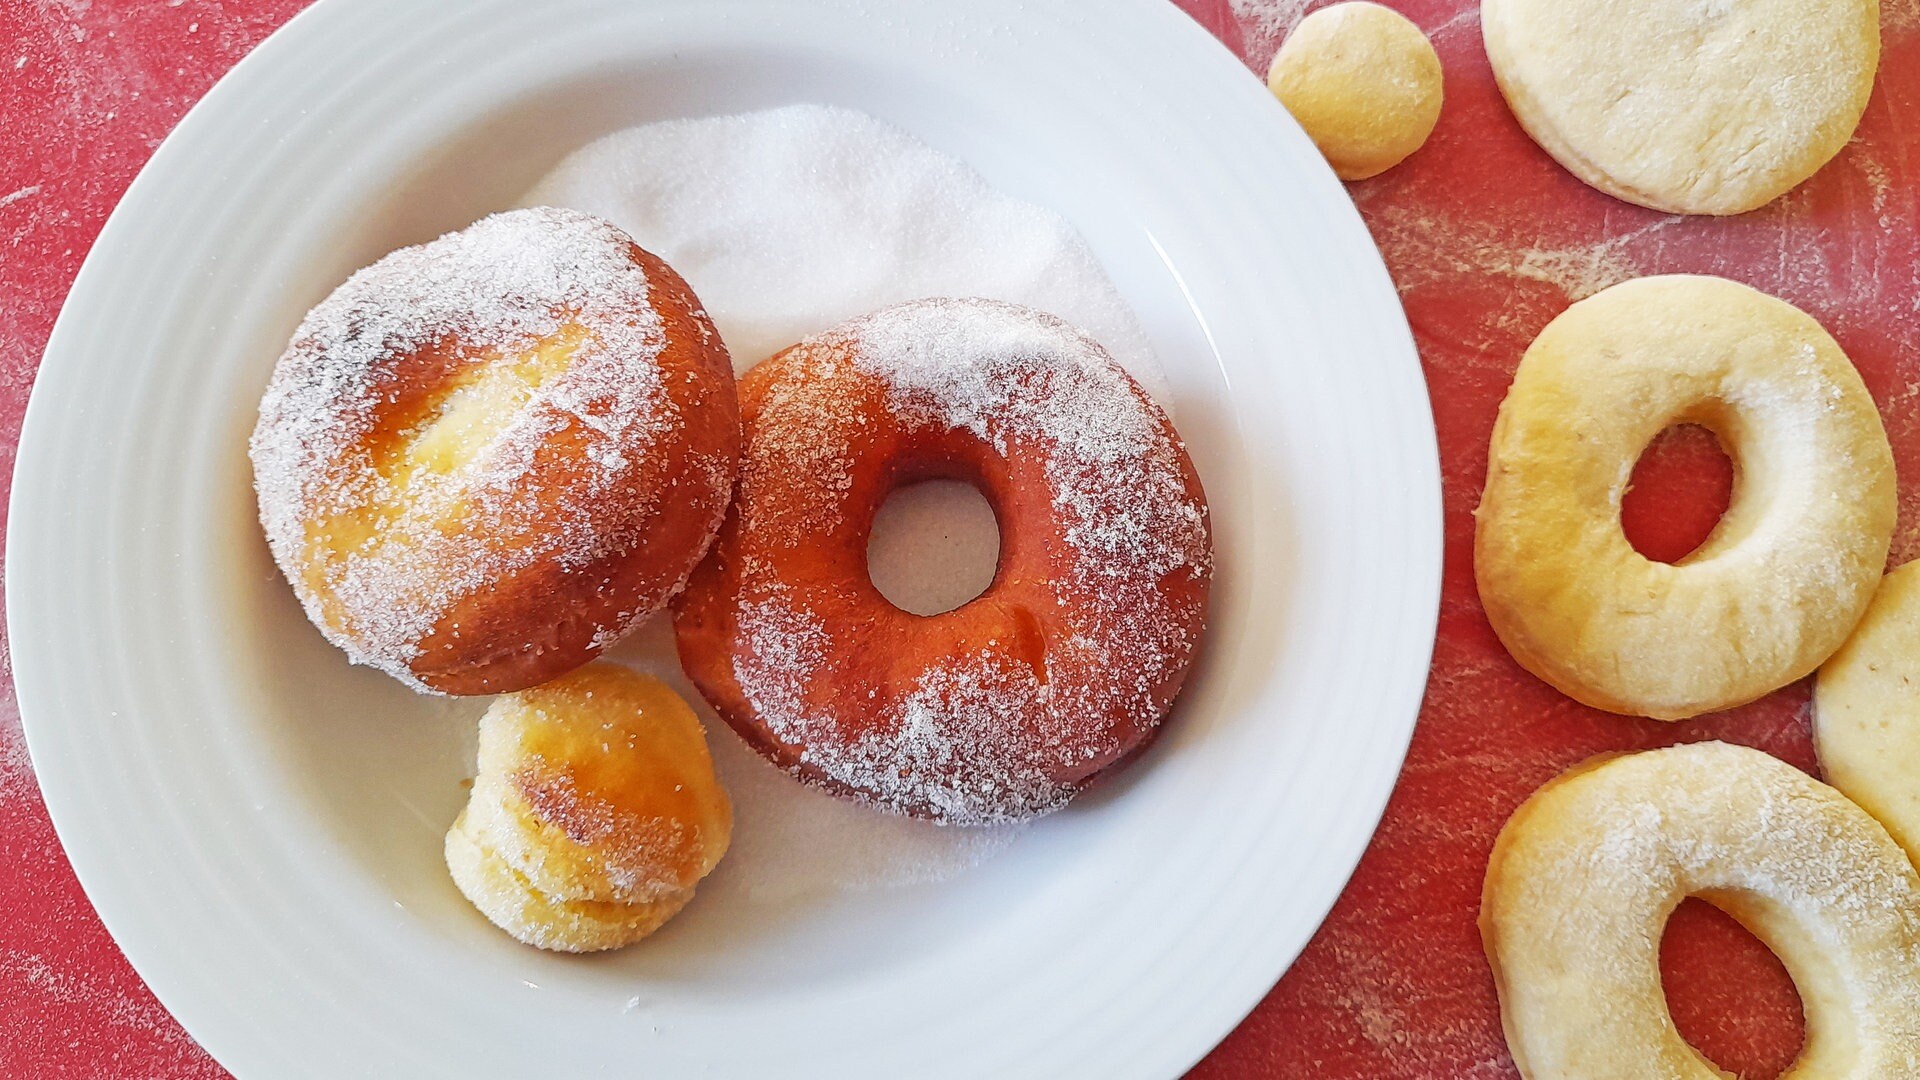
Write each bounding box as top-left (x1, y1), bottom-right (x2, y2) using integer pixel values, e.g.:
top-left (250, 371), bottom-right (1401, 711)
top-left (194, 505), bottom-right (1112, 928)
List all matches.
top-left (7, 0), bottom-right (1441, 1076)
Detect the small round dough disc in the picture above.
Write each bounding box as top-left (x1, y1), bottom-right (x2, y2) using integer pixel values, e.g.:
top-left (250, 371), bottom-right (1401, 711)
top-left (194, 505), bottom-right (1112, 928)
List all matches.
top-left (1267, 2), bottom-right (1444, 181)
top-left (1482, 0), bottom-right (1879, 215)
top-left (1816, 561), bottom-right (1920, 859)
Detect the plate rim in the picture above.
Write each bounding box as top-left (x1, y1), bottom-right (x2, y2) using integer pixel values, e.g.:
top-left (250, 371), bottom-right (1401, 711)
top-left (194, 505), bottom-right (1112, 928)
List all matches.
top-left (6, 0), bottom-right (1442, 1075)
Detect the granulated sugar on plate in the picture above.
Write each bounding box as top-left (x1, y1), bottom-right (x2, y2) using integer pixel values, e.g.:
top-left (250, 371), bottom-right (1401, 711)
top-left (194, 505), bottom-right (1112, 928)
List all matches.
top-left (520, 103), bottom-right (1166, 394)
top-left (702, 712), bottom-right (1021, 900)
top-left (522, 103), bottom-right (1165, 898)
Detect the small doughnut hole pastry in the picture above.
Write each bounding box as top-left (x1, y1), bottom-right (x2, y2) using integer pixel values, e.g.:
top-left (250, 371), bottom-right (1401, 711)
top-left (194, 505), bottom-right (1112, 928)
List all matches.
top-left (1483, 742), bottom-right (1920, 1080)
top-left (249, 207), bottom-right (739, 695)
top-left (1475, 275), bottom-right (1895, 720)
top-left (1267, 1), bottom-right (1444, 181)
top-left (444, 663), bottom-right (732, 952)
top-left (1816, 561), bottom-right (1920, 859)
top-left (672, 299), bottom-right (1213, 826)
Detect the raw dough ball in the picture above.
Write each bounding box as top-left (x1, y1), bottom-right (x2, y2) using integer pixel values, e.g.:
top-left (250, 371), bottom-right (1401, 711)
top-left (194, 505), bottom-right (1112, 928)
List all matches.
top-left (1266, 2), bottom-right (1444, 181)
top-left (1482, 0), bottom-right (1879, 215)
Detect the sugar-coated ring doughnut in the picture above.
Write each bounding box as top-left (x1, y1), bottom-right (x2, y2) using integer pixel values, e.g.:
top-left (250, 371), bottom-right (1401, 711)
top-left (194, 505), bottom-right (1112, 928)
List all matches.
top-left (671, 298), bottom-right (1212, 826)
top-left (444, 662), bottom-right (732, 952)
top-left (1475, 275), bottom-right (1894, 720)
top-left (1816, 561), bottom-right (1920, 860)
top-left (250, 207), bottom-right (739, 695)
top-left (1482, 742), bottom-right (1920, 1079)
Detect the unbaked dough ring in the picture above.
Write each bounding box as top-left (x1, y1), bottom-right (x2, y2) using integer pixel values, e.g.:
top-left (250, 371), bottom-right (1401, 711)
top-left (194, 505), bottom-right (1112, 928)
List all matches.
top-left (1476, 275), bottom-right (1894, 720)
top-left (1482, 0), bottom-right (1879, 215)
top-left (1482, 741), bottom-right (1920, 1079)
top-left (1817, 561), bottom-right (1920, 859)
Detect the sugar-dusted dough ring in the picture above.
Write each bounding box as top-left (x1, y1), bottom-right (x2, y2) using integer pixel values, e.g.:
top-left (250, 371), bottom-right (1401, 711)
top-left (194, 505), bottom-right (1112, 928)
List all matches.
top-left (672, 298), bottom-right (1212, 825)
top-left (1483, 741), bottom-right (1920, 1079)
top-left (1482, 0), bottom-right (1878, 215)
top-left (251, 207), bottom-right (739, 696)
top-left (1816, 560), bottom-right (1920, 858)
top-left (444, 662), bottom-right (732, 952)
top-left (1476, 275), bottom-right (1895, 720)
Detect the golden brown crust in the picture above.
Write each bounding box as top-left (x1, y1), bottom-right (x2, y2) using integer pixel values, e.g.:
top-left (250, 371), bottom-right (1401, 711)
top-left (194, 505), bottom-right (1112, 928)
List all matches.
top-left (444, 810), bottom-right (694, 954)
top-left (409, 245), bottom-right (740, 694)
top-left (251, 208), bottom-right (739, 696)
top-left (444, 663), bottom-right (732, 952)
top-left (671, 299), bottom-right (1212, 824)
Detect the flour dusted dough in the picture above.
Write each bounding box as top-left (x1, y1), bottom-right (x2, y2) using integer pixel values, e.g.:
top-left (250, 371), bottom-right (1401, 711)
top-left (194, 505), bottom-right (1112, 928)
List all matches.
top-left (1482, 742), bottom-right (1920, 1079)
top-left (1475, 276), bottom-right (1894, 720)
top-left (1482, 0), bottom-right (1879, 215)
top-left (1816, 561), bottom-right (1920, 860)
top-left (1267, 2), bottom-right (1443, 181)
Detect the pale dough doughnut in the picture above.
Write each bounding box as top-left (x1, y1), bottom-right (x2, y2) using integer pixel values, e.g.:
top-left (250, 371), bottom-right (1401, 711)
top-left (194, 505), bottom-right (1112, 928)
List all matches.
top-left (1483, 741), bottom-right (1920, 1079)
top-left (1481, 0), bottom-right (1879, 215)
top-left (1266, 2), bottom-right (1443, 181)
top-left (1816, 561), bottom-right (1920, 859)
top-left (444, 663), bottom-right (731, 952)
top-left (1476, 275), bottom-right (1894, 720)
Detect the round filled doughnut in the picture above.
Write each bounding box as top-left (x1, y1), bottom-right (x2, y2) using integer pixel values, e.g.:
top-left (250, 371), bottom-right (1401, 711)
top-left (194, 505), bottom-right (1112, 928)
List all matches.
top-left (1482, 741), bottom-right (1920, 1079)
top-left (1475, 275), bottom-right (1895, 720)
top-left (444, 662), bottom-right (732, 952)
top-left (1481, 0), bottom-right (1878, 215)
top-left (1816, 560), bottom-right (1920, 859)
top-left (671, 298), bottom-right (1212, 826)
top-left (250, 207), bottom-right (739, 696)
top-left (1267, 1), bottom-right (1444, 181)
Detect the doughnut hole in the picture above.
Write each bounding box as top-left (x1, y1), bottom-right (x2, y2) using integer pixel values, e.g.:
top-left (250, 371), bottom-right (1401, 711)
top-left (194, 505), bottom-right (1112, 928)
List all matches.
top-left (866, 478), bottom-right (1002, 616)
top-left (1621, 423), bottom-right (1736, 564)
top-left (1659, 897), bottom-right (1806, 1078)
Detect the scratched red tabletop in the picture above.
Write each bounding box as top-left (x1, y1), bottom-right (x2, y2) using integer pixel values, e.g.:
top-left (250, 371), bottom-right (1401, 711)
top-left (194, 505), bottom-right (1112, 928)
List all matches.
top-left (6, 0), bottom-right (1915, 1075)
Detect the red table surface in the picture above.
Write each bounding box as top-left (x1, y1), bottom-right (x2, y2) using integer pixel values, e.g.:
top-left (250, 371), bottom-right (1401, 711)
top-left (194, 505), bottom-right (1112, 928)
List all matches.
top-left (5, 0), bottom-right (1913, 1075)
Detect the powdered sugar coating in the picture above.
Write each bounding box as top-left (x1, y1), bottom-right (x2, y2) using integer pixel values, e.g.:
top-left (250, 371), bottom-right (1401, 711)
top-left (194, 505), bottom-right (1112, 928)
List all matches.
top-left (249, 207), bottom-right (723, 692)
top-left (852, 303), bottom-right (1208, 576)
top-left (521, 103), bottom-right (1168, 397)
top-left (680, 298), bottom-right (1212, 825)
top-left (508, 762), bottom-right (693, 901)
